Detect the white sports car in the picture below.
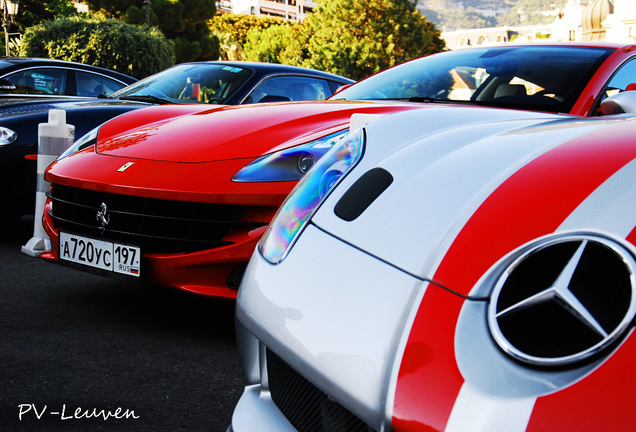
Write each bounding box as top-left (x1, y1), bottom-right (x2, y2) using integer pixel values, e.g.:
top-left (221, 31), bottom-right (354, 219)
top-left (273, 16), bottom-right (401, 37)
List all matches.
top-left (229, 92), bottom-right (636, 431)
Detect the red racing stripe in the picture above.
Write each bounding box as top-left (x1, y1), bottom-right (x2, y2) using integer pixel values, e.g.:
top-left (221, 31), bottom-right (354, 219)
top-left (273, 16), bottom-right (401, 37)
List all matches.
top-left (627, 226), bottom-right (636, 246)
top-left (392, 120), bottom-right (636, 431)
top-left (527, 332), bottom-right (636, 430)
top-left (528, 156), bottom-right (636, 429)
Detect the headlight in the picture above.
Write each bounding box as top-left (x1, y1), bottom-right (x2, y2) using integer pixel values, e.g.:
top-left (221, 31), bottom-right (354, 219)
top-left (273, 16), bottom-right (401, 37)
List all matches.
top-left (0, 127), bottom-right (17, 146)
top-left (258, 128), bottom-right (365, 264)
top-left (57, 126), bottom-right (100, 160)
top-left (232, 129), bottom-right (350, 182)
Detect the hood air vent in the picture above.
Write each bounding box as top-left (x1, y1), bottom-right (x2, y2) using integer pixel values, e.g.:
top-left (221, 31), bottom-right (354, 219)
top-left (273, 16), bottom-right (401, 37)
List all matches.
top-left (334, 167), bottom-right (393, 221)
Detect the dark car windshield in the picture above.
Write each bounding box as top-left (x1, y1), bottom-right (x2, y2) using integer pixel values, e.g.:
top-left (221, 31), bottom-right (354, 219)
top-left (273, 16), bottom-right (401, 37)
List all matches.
top-left (332, 46), bottom-right (614, 113)
top-left (110, 63), bottom-right (253, 104)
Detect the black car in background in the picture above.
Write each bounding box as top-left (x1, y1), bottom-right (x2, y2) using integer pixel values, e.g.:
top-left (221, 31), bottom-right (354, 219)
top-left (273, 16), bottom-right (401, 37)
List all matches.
top-left (0, 61), bottom-right (354, 220)
top-left (0, 57), bottom-right (137, 98)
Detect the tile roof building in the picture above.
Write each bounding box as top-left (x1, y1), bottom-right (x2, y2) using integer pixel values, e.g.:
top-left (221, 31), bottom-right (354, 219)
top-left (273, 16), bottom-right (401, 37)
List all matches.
top-left (216, 0), bottom-right (316, 22)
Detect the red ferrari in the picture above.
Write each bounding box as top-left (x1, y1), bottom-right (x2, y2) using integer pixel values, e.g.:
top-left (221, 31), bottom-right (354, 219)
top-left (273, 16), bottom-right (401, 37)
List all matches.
top-left (42, 42), bottom-right (636, 298)
top-left (41, 102), bottom-right (416, 297)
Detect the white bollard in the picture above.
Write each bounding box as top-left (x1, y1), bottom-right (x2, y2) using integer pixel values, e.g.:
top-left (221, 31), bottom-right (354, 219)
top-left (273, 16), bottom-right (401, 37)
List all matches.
top-left (21, 110), bottom-right (75, 257)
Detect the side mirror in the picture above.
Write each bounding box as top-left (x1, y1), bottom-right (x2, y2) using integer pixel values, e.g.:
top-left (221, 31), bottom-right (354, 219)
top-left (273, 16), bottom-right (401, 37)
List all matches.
top-left (601, 91), bottom-right (636, 115)
top-left (0, 78), bottom-right (16, 91)
top-left (331, 83), bottom-right (352, 96)
top-left (259, 95), bottom-right (292, 103)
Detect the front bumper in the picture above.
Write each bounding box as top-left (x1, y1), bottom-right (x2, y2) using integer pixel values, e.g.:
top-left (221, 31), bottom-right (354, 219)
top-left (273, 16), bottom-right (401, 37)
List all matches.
top-left (41, 197), bottom-right (276, 298)
top-left (231, 224), bottom-right (428, 431)
top-left (230, 384), bottom-right (297, 432)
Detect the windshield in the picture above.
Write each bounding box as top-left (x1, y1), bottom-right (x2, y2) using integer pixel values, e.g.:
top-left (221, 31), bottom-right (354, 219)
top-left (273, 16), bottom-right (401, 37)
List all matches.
top-left (110, 63), bottom-right (253, 104)
top-left (332, 46), bottom-right (614, 113)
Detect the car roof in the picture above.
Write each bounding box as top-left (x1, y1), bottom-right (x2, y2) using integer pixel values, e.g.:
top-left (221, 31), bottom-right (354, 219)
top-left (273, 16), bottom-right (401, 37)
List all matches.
top-left (0, 57), bottom-right (127, 69)
top-left (520, 41), bottom-right (636, 49)
top-left (176, 60), bottom-right (354, 83)
top-left (0, 57), bottom-right (137, 83)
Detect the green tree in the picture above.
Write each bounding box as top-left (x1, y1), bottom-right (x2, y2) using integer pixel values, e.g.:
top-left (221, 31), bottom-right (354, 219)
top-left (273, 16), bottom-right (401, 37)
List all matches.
top-left (82, 0), bottom-right (219, 63)
top-left (243, 22), bottom-right (308, 65)
top-left (18, 17), bottom-right (174, 78)
top-left (13, 0), bottom-right (78, 30)
top-left (244, 25), bottom-right (291, 63)
top-left (2, 0), bottom-right (79, 55)
top-left (78, 0), bottom-right (131, 18)
top-left (303, 0), bottom-right (445, 80)
top-left (209, 13), bottom-right (288, 61)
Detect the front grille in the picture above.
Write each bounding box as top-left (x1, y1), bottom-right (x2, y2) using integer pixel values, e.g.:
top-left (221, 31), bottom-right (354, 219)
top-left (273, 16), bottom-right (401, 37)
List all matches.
top-left (267, 349), bottom-right (374, 432)
top-left (47, 184), bottom-right (268, 254)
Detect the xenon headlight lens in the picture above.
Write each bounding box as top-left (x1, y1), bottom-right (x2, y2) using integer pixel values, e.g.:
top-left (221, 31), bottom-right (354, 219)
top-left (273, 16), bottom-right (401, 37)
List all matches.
top-left (58, 126), bottom-right (99, 160)
top-left (232, 129), bottom-right (350, 182)
top-left (0, 127), bottom-right (17, 146)
top-left (258, 128), bottom-right (365, 264)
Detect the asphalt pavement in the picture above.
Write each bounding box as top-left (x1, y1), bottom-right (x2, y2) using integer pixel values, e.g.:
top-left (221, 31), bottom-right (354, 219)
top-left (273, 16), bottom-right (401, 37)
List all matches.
top-left (0, 216), bottom-right (243, 432)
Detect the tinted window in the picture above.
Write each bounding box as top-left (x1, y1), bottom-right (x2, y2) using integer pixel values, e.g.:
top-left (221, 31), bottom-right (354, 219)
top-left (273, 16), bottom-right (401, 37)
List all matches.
top-left (245, 76), bottom-right (331, 103)
top-left (333, 46), bottom-right (613, 114)
top-left (3, 68), bottom-right (68, 95)
top-left (604, 57), bottom-right (636, 93)
top-left (111, 63), bottom-right (253, 104)
top-left (76, 71), bottom-right (128, 96)
top-left (590, 56), bottom-right (636, 115)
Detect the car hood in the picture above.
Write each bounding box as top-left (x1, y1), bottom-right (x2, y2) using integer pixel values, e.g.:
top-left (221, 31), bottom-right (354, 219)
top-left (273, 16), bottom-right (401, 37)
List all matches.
top-left (92, 101), bottom-right (420, 163)
top-left (311, 107), bottom-right (636, 297)
top-left (0, 96), bottom-right (149, 119)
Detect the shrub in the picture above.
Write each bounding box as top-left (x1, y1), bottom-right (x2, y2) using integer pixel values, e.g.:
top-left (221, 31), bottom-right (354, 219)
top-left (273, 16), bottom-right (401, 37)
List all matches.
top-left (19, 17), bottom-right (175, 79)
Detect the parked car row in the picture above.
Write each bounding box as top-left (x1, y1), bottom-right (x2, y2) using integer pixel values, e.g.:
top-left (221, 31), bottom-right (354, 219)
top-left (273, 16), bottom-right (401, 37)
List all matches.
top-left (0, 60), bottom-right (353, 220)
top-left (40, 42), bottom-right (636, 298)
top-left (6, 41), bottom-right (636, 431)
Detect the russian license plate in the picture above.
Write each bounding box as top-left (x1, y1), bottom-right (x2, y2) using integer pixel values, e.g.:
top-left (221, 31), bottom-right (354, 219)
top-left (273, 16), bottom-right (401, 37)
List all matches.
top-left (59, 232), bottom-right (141, 277)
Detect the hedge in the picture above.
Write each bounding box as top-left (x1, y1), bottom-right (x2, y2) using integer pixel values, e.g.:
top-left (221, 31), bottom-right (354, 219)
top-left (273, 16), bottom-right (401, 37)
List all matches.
top-left (19, 17), bottom-right (175, 79)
